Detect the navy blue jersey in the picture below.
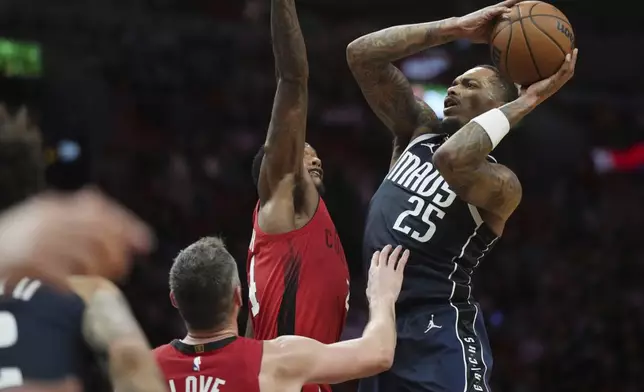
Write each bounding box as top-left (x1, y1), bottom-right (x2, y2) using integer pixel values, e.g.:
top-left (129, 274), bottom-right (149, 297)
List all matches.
top-left (363, 133), bottom-right (499, 311)
top-left (0, 277), bottom-right (106, 390)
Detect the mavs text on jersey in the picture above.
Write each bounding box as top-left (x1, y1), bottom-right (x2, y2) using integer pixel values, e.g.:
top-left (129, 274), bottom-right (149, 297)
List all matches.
top-left (360, 133), bottom-right (499, 392)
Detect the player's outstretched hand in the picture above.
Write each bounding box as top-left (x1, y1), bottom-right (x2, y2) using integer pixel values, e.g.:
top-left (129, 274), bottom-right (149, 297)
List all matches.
top-left (456, 0), bottom-right (522, 44)
top-left (366, 245), bottom-right (409, 305)
top-left (0, 189), bottom-right (154, 290)
top-left (521, 48), bottom-right (578, 104)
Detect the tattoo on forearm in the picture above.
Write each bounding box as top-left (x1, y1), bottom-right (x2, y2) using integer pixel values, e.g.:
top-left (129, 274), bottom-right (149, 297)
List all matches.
top-left (347, 20), bottom-right (460, 65)
top-left (259, 0), bottom-right (309, 196)
top-left (439, 123), bottom-right (494, 171)
top-left (498, 98), bottom-right (536, 128)
top-left (272, 0), bottom-right (308, 80)
top-left (429, 96), bottom-right (534, 217)
top-left (437, 97), bottom-right (536, 171)
top-left (83, 287), bottom-right (166, 392)
top-left (346, 20), bottom-right (463, 136)
top-left (434, 123), bottom-right (521, 216)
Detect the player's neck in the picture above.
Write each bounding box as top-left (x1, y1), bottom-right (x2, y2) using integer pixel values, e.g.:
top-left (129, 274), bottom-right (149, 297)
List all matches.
top-left (182, 325), bottom-right (238, 345)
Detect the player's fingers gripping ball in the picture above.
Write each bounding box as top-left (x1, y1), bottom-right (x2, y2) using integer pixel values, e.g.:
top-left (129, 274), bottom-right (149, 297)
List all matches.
top-left (490, 1), bottom-right (575, 86)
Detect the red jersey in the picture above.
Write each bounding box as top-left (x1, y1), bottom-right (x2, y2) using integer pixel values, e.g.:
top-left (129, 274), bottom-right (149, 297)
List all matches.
top-left (247, 198), bottom-right (350, 392)
top-left (154, 337), bottom-right (262, 392)
top-left (154, 337), bottom-right (263, 392)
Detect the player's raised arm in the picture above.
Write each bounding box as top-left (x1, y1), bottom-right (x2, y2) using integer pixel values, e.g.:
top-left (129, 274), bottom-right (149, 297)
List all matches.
top-left (68, 276), bottom-right (167, 392)
top-left (433, 49), bottom-right (578, 222)
top-left (264, 245), bottom-right (408, 387)
top-left (346, 20), bottom-right (462, 140)
top-left (257, 0), bottom-right (309, 203)
top-left (345, 2), bottom-right (523, 139)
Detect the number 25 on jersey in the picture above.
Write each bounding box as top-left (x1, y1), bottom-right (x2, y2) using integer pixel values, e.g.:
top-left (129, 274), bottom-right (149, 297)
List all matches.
top-left (393, 184), bottom-right (455, 243)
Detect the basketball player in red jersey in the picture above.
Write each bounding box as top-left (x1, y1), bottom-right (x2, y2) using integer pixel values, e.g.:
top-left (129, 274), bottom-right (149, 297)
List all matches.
top-left (246, 0), bottom-right (349, 389)
top-left (155, 237), bottom-right (408, 392)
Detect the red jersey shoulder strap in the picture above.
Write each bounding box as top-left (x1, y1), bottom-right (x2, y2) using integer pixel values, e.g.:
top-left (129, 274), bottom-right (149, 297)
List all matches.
top-left (252, 197), bottom-right (326, 240)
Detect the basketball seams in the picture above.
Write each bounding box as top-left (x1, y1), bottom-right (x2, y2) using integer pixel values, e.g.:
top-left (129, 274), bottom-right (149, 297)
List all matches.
top-left (490, 19), bottom-right (511, 43)
top-left (517, 4), bottom-right (543, 80)
top-left (528, 17), bottom-right (567, 57)
top-left (492, 14), bottom-right (571, 31)
top-left (533, 1), bottom-right (571, 25)
top-left (532, 14), bottom-right (570, 25)
top-left (503, 18), bottom-right (513, 82)
top-left (528, 5), bottom-right (570, 57)
top-left (490, 2), bottom-right (573, 85)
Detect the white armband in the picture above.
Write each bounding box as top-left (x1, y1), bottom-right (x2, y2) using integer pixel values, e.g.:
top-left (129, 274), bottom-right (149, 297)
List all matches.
top-left (469, 108), bottom-right (510, 150)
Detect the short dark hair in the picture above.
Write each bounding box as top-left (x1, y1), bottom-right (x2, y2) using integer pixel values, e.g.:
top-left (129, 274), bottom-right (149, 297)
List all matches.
top-left (478, 65), bottom-right (520, 103)
top-left (169, 236), bottom-right (240, 331)
top-left (251, 145), bottom-right (265, 188)
top-left (0, 105), bottom-right (45, 211)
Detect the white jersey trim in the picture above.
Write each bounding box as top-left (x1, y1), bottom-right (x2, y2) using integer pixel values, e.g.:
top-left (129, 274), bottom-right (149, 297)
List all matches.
top-left (448, 224), bottom-right (497, 392)
top-left (403, 133), bottom-right (440, 155)
top-left (467, 204), bottom-right (484, 226)
top-left (468, 236), bottom-right (497, 392)
top-left (387, 133), bottom-right (442, 177)
top-left (448, 225), bottom-right (480, 392)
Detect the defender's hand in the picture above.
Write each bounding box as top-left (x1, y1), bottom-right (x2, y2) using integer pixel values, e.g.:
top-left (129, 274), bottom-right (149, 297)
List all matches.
top-left (366, 245), bottom-right (409, 305)
top-left (521, 48), bottom-right (578, 105)
top-left (0, 189), bottom-right (154, 290)
top-left (457, 0), bottom-right (522, 44)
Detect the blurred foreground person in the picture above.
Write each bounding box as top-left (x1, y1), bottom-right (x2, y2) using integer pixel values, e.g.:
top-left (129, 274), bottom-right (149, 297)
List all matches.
top-left (0, 190), bottom-right (152, 287)
top-left (0, 105), bottom-right (165, 392)
top-left (156, 237), bottom-right (408, 392)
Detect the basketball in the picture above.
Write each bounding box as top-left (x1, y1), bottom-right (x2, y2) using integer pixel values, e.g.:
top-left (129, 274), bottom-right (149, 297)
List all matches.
top-left (489, 1), bottom-right (575, 86)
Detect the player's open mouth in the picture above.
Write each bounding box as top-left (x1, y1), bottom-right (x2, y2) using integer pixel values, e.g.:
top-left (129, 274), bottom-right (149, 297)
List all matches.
top-left (309, 168), bottom-right (323, 179)
top-left (443, 97), bottom-right (459, 109)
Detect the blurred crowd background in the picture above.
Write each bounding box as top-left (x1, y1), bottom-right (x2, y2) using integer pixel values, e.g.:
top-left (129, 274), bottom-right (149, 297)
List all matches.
top-left (1, 0), bottom-right (644, 391)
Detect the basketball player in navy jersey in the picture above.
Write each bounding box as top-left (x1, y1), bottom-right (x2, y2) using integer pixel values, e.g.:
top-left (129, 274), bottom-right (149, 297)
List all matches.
top-left (0, 106), bottom-right (164, 392)
top-left (346, 1), bottom-right (578, 391)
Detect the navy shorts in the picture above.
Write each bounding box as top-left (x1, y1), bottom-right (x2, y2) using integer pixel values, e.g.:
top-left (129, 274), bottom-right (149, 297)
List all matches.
top-left (358, 302), bottom-right (493, 392)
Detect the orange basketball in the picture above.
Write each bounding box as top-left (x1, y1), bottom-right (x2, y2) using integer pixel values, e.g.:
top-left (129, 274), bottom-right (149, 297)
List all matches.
top-left (490, 1), bottom-right (575, 86)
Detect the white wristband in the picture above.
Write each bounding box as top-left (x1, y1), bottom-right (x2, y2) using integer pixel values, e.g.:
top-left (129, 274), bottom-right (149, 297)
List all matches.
top-left (469, 108), bottom-right (510, 150)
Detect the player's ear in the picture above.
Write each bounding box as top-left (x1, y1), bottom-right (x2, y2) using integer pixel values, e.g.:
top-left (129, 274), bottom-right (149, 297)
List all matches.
top-left (169, 291), bottom-right (178, 309)
top-left (233, 286), bottom-right (243, 307)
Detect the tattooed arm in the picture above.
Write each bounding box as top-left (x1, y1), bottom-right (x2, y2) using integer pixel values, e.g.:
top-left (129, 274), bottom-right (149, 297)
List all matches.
top-left (433, 48), bottom-right (578, 229)
top-left (346, 19), bottom-right (468, 140)
top-left (68, 276), bottom-right (166, 392)
top-left (257, 0), bottom-right (309, 206)
top-left (432, 96), bottom-right (537, 224)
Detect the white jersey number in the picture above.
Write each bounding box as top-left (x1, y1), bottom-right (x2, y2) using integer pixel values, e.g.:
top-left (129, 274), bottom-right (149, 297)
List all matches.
top-left (0, 311), bottom-right (23, 389)
top-left (392, 195), bottom-right (445, 243)
top-left (248, 256), bottom-right (260, 317)
top-left (345, 280), bottom-right (350, 312)
top-left (248, 230), bottom-right (260, 317)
